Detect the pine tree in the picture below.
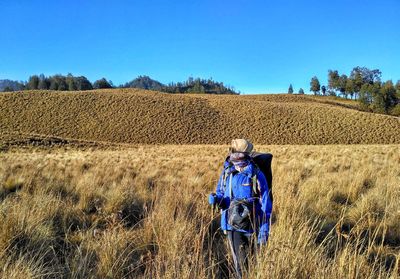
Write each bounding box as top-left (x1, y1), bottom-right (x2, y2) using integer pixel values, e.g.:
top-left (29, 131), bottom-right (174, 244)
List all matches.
top-left (66, 73), bottom-right (77, 91)
top-left (3, 86), bottom-right (13, 92)
top-left (338, 74), bottom-right (348, 98)
top-left (38, 75), bottom-right (48, 90)
top-left (288, 84), bottom-right (293, 94)
top-left (58, 79), bottom-right (67, 91)
top-left (93, 78), bottom-right (112, 89)
top-left (345, 79), bottom-right (355, 99)
top-left (49, 79), bottom-right (58, 90)
top-left (298, 88), bottom-right (305, 94)
top-left (310, 76), bottom-right (320, 95)
top-left (395, 80), bottom-right (400, 99)
top-left (350, 67), bottom-right (382, 99)
top-left (359, 82), bottom-right (381, 111)
top-left (76, 76), bottom-right (93, 90)
top-left (378, 80), bottom-right (397, 113)
top-left (27, 75), bottom-right (39, 90)
top-left (328, 70), bottom-right (340, 93)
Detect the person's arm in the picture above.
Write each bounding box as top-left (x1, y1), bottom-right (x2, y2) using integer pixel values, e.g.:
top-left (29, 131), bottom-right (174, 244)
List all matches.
top-left (208, 167), bottom-right (229, 209)
top-left (214, 168), bottom-right (229, 209)
top-left (257, 171), bottom-right (273, 244)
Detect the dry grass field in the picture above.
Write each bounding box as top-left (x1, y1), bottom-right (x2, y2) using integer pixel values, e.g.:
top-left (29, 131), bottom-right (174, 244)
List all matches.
top-left (1, 89), bottom-right (399, 145)
top-left (0, 144), bottom-right (399, 279)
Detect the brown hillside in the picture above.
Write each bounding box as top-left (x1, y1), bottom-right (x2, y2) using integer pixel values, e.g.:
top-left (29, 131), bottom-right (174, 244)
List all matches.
top-left (0, 89), bottom-right (399, 144)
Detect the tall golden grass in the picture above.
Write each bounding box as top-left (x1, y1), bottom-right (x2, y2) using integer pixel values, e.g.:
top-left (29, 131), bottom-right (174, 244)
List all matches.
top-left (1, 89), bottom-right (399, 145)
top-left (0, 144), bottom-right (399, 278)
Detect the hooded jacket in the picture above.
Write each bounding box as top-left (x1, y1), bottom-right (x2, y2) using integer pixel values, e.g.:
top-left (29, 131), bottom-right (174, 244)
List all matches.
top-left (214, 158), bottom-right (273, 243)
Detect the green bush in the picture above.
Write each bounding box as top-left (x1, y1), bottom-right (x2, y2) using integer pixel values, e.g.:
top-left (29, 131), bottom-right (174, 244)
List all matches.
top-left (390, 104), bottom-right (400, 116)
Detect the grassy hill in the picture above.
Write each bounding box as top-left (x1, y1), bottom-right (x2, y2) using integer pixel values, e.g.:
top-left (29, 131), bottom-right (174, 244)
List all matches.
top-left (0, 89), bottom-right (399, 145)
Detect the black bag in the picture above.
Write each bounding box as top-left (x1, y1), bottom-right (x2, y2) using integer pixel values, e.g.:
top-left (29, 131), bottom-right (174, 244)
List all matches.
top-left (228, 199), bottom-right (253, 231)
top-left (251, 152), bottom-right (273, 202)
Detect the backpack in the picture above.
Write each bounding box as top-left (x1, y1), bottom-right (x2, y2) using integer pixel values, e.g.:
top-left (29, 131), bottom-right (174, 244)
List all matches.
top-left (250, 152), bottom-right (273, 202)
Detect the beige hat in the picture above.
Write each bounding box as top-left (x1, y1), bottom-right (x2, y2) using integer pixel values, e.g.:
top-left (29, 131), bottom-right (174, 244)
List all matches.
top-left (231, 139), bottom-right (253, 153)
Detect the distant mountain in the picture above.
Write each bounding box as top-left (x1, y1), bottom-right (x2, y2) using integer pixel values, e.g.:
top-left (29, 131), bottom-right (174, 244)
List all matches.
top-left (0, 79), bottom-right (24, 92)
top-left (123, 76), bottom-right (165, 91)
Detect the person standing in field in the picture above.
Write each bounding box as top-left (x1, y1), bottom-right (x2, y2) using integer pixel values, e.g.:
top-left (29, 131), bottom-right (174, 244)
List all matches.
top-left (208, 139), bottom-right (273, 279)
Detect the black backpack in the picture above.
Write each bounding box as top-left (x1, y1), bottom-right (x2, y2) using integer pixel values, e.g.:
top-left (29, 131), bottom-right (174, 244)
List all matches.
top-left (250, 152), bottom-right (273, 203)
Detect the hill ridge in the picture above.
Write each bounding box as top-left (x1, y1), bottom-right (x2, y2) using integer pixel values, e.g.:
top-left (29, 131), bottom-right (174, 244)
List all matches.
top-left (1, 89), bottom-right (399, 144)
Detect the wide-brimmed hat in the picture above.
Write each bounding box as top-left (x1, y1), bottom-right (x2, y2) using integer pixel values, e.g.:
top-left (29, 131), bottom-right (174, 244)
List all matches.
top-left (230, 139), bottom-right (253, 153)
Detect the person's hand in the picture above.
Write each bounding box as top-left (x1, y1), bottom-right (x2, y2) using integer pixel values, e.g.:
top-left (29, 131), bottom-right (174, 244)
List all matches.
top-left (208, 193), bottom-right (217, 205)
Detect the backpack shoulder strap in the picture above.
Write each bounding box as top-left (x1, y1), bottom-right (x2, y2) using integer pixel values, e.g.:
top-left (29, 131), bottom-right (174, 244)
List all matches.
top-left (252, 175), bottom-right (257, 196)
top-left (252, 166), bottom-right (261, 197)
top-left (222, 164), bottom-right (231, 191)
top-left (229, 173), bottom-right (233, 199)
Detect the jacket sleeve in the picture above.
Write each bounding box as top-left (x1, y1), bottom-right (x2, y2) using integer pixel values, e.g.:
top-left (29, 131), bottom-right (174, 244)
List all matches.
top-left (215, 168), bottom-right (229, 209)
top-left (256, 170), bottom-right (273, 243)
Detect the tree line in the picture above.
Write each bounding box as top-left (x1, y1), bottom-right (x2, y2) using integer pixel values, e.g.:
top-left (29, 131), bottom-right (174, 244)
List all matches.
top-left (122, 76), bottom-right (237, 94)
top-left (288, 67), bottom-right (400, 116)
top-left (1, 74), bottom-right (238, 95)
top-left (288, 84), bottom-right (305, 95)
top-left (164, 77), bottom-right (237, 94)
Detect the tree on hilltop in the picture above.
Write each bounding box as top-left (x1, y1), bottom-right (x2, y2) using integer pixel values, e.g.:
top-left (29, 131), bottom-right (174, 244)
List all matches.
top-left (58, 79), bottom-right (67, 91)
top-left (162, 77), bottom-right (238, 94)
top-left (391, 81), bottom-right (400, 115)
top-left (38, 74), bottom-right (49, 90)
top-left (3, 86), bottom-right (14, 92)
top-left (93, 78), bottom-right (113, 89)
top-left (338, 74), bottom-right (348, 98)
top-left (349, 67), bottom-right (381, 99)
top-left (377, 80), bottom-right (397, 113)
top-left (298, 88), bottom-right (304, 94)
top-left (359, 79), bottom-right (398, 114)
top-left (26, 74), bottom-right (93, 91)
top-left (66, 73), bottom-right (77, 91)
top-left (124, 75), bottom-right (164, 91)
top-left (345, 78), bottom-right (355, 99)
top-left (0, 79), bottom-right (25, 91)
top-left (75, 76), bottom-right (93, 90)
top-left (395, 80), bottom-right (400, 90)
top-left (310, 76), bottom-right (320, 95)
top-left (188, 78), bottom-right (205, 93)
top-left (49, 79), bottom-right (58, 90)
top-left (27, 75), bottom-right (39, 90)
top-left (359, 82), bottom-right (380, 111)
top-left (288, 84), bottom-right (293, 94)
top-left (328, 70), bottom-right (340, 93)
top-left (394, 80), bottom-right (400, 98)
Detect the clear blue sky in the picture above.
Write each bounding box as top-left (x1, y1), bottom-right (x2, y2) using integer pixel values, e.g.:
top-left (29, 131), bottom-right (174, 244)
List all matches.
top-left (1, 0), bottom-right (399, 94)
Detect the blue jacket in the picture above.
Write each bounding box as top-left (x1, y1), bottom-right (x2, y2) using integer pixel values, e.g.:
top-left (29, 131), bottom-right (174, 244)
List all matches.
top-left (214, 159), bottom-right (273, 243)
